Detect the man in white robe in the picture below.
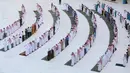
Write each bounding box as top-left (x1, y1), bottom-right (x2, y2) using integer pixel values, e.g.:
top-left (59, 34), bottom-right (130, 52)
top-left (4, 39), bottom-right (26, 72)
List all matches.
top-left (79, 47), bottom-right (82, 59)
top-left (123, 54), bottom-right (127, 67)
top-left (16, 34), bottom-right (19, 45)
top-left (53, 46), bottom-right (56, 57)
top-left (39, 37), bottom-right (42, 48)
top-left (55, 44), bottom-right (59, 56)
top-left (13, 36), bottom-right (17, 46)
top-left (34, 40), bottom-right (37, 51)
top-left (29, 42), bottom-right (32, 54)
top-left (3, 39), bottom-right (8, 51)
top-left (77, 49), bottom-right (80, 61)
top-left (86, 9), bottom-right (90, 16)
top-left (98, 59), bottom-right (102, 71)
top-left (58, 42), bottom-right (61, 54)
top-left (8, 38), bottom-right (12, 50)
top-left (45, 32), bottom-right (48, 43)
top-left (25, 45), bottom-right (29, 56)
top-left (102, 54), bottom-right (107, 67)
top-left (124, 10), bottom-right (127, 19)
top-left (64, 3), bottom-right (68, 11)
top-left (32, 41), bottom-right (35, 52)
top-left (62, 38), bottom-right (65, 50)
top-left (40, 35), bottom-right (44, 46)
top-left (50, 27), bottom-right (53, 38)
top-left (71, 52), bottom-right (75, 66)
top-left (0, 29), bottom-right (3, 40)
top-left (42, 34), bottom-right (45, 45)
top-left (6, 26), bottom-right (9, 36)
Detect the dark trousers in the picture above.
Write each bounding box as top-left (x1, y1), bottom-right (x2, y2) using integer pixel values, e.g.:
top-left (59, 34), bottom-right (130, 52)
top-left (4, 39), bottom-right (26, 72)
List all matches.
top-left (22, 35), bottom-right (25, 42)
top-left (20, 19), bottom-right (22, 26)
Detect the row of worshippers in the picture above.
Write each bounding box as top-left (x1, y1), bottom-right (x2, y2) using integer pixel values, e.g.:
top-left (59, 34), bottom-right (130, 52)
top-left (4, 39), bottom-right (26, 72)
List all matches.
top-left (97, 26), bottom-right (118, 71)
top-left (3, 18), bottom-right (42, 51)
top-left (95, 2), bottom-right (130, 26)
top-left (0, 20), bottom-right (22, 41)
top-left (0, 4), bottom-right (26, 41)
top-left (63, 3), bottom-right (78, 26)
top-left (46, 6), bottom-right (78, 61)
top-left (94, 7), bottom-right (118, 72)
top-left (24, 18), bottom-right (60, 56)
top-left (23, 5), bottom-right (60, 56)
top-left (47, 24), bottom-right (78, 61)
top-left (94, 1), bottom-right (130, 40)
top-left (70, 7), bottom-right (97, 66)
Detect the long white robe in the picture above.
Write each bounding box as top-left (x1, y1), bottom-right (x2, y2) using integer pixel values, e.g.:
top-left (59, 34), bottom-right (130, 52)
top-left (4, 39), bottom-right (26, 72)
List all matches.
top-left (3, 39), bottom-right (8, 51)
top-left (71, 53), bottom-right (75, 66)
top-left (29, 43), bottom-right (32, 54)
top-left (123, 55), bottom-right (127, 67)
top-left (0, 30), bottom-right (3, 40)
top-left (98, 60), bottom-right (102, 71)
top-left (25, 45), bottom-right (29, 56)
top-left (45, 32), bottom-right (48, 43)
top-left (50, 27), bottom-right (53, 38)
top-left (58, 43), bottom-right (61, 54)
top-left (102, 55), bottom-right (107, 67)
top-left (124, 11), bottom-right (127, 19)
top-left (34, 41), bottom-right (37, 50)
top-left (8, 38), bottom-right (12, 50)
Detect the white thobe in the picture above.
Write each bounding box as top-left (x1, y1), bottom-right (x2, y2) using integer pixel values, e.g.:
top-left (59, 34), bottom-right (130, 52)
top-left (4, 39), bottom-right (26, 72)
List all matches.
top-left (31, 42), bottom-right (34, 52)
top-left (3, 39), bottom-right (7, 51)
top-left (124, 11), bottom-right (127, 19)
top-left (71, 54), bottom-right (75, 66)
top-left (8, 39), bottom-right (12, 50)
top-left (45, 32), bottom-right (48, 42)
top-left (102, 55), bottom-right (107, 67)
top-left (0, 31), bottom-right (2, 40)
top-left (55, 46), bottom-right (58, 56)
top-left (25, 45), bottom-right (29, 56)
top-left (98, 60), bottom-right (102, 71)
top-left (123, 55), bottom-right (127, 67)
top-left (58, 43), bottom-right (61, 54)
top-left (53, 47), bottom-right (56, 57)
top-left (42, 35), bottom-right (45, 45)
top-left (50, 27), bottom-right (53, 38)
top-left (86, 9), bottom-right (90, 16)
top-left (28, 44), bottom-right (32, 54)
top-left (34, 41), bottom-right (37, 50)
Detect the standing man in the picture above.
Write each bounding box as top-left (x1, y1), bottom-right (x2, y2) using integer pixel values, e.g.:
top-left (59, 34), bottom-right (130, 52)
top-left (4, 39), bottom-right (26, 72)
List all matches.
top-left (123, 54), bottom-right (127, 67)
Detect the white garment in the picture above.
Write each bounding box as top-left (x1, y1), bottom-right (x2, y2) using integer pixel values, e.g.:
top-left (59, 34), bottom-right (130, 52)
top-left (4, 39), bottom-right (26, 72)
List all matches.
top-left (71, 53), bottom-right (75, 66)
top-left (29, 43), bottom-right (32, 54)
top-left (3, 39), bottom-right (7, 51)
top-left (50, 27), bottom-right (53, 38)
top-left (124, 11), bottom-right (127, 19)
top-left (58, 43), bottom-right (61, 54)
top-left (98, 60), bottom-right (102, 71)
top-left (34, 41), bottom-right (37, 50)
top-left (8, 38), bottom-right (12, 50)
top-left (32, 42), bottom-right (35, 52)
top-left (102, 55), bottom-right (107, 67)
top-left (0, 31), bottom-right (3, 39)
top-left (86, 9), bottom-right (90, 16)
top-left (123, 55), bottom-right (127, 67)
top-left (25, 45), bottom-right (29, 56)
